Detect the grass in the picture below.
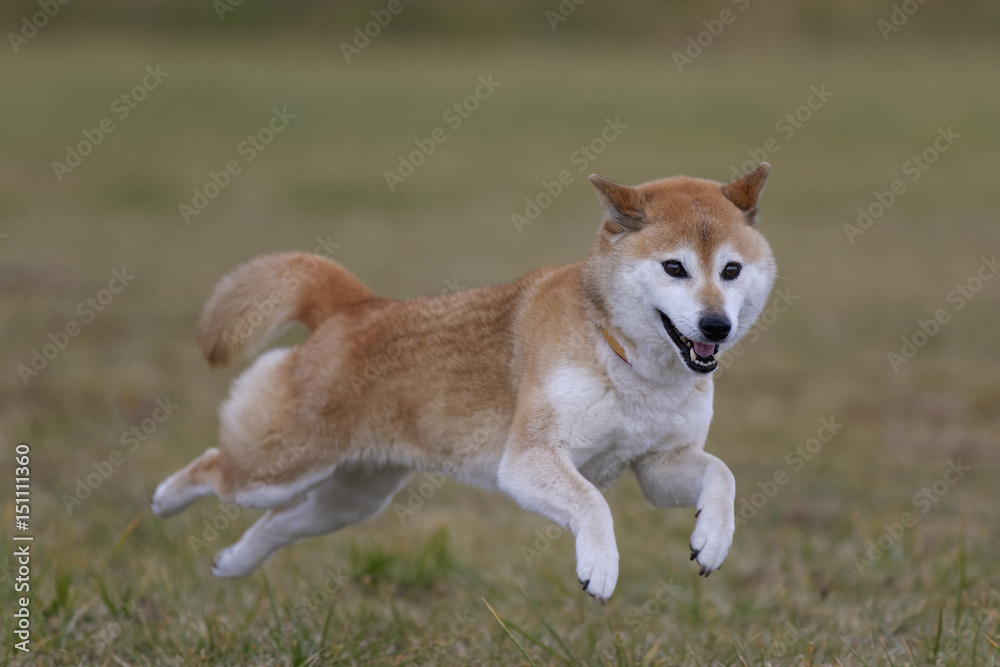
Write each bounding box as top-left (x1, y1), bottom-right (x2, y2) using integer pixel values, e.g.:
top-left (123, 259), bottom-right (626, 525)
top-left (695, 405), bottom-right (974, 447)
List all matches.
top-left (1, 33), bottom-right (999, 665)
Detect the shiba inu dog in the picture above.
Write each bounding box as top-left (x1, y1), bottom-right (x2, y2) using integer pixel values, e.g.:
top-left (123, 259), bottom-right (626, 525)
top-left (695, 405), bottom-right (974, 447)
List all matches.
top-left (152, 163), bottom-right (775, 602)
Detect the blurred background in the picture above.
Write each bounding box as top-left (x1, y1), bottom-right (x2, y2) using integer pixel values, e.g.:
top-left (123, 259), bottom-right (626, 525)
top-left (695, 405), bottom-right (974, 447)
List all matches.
top-left (1, 1), bottom-right (999, 664)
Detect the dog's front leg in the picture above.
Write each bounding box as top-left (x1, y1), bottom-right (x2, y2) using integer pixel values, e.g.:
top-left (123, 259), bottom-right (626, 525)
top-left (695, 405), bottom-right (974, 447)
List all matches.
top-left (633, 446), bottom-right (735, 576)
top-left (498, 444), bottom-right (618, 602)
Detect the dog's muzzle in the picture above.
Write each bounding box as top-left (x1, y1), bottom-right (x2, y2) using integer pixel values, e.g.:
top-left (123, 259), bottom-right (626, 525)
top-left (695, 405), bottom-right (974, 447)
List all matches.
top-left (658, 311), bottom-right (718, 373)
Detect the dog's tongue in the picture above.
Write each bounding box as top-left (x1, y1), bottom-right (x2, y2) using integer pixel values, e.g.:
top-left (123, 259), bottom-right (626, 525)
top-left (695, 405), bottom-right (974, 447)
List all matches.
top-left (693, 342), bottom-right (715, 358)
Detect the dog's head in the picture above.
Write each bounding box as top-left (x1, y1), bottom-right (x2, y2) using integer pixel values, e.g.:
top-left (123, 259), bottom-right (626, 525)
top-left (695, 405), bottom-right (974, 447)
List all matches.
top-left (584, 164), bottom-right (776, 378)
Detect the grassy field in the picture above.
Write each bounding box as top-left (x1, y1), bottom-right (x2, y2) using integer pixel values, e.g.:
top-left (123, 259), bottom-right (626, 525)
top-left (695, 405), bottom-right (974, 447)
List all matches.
top-left (1, 33), bottom-right (1000, 666)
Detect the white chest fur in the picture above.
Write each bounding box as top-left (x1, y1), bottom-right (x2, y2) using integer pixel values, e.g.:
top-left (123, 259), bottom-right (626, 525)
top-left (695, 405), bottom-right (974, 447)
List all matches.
top-left (544, 364), bottom-right (714, 489)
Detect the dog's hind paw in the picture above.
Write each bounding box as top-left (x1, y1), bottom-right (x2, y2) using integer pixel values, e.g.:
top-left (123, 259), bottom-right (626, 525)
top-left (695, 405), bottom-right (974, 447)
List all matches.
top-left (211, 545), bottom-right (260, 579)
top-left (150, 482), bottom-right (182, 518)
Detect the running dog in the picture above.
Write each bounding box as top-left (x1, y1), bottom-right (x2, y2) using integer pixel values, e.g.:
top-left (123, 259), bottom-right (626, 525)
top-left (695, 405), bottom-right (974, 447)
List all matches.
top-left (152, 163), bottom-right (775, 602)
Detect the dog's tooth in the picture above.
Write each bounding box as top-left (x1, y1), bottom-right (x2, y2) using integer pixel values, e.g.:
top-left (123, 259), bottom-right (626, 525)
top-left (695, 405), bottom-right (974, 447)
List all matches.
top-left (689, 348), bottom-right (697, 362)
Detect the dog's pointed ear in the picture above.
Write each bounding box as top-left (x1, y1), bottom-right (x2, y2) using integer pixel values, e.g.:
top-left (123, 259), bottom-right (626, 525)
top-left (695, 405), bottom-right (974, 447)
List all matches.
top-left (721, 162), bottom-right (770, 224)
top-left (589, 174), bottom-right (648, 233)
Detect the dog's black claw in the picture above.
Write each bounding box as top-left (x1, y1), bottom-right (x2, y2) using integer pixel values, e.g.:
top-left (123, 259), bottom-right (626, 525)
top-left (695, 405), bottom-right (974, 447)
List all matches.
top-left (704, 570), bottom-right (711, 578)
top-left (581, 579), bottom-right (590, 590)
top-left (699, 566), bottom-right (706, 576)
top-left (695, 509), bottom-right (701, 518)
top-left (690, 550), bottom-right (699, 561)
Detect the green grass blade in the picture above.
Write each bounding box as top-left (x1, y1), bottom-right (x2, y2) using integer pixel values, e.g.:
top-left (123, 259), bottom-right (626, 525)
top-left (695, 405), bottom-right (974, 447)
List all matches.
top-left (482, 597), bottom-right (536, 667)
top-left (319, 602), bottom-right (335, 650)
top-left (837, 634), bottom-right (871, 667)
top-left (526, 597), bottom-right (578, 665)
top-left (878, 636), bottom-right (895, 667)
top-left (954, 547), bottom-right (966, 632)
top-left (503, 617), bottom-right (573, 665)
top-left (932, 607), bottom-right (944, 664)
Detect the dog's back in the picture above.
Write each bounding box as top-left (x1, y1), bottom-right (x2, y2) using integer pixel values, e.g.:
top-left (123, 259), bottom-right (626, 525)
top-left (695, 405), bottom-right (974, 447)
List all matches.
top-left (155, 255), bottom-right (573, 514)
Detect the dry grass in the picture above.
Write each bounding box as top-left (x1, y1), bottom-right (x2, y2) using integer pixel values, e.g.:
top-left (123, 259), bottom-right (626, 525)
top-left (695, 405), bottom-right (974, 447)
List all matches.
top-left (1, 35), bottom-right (999, 665)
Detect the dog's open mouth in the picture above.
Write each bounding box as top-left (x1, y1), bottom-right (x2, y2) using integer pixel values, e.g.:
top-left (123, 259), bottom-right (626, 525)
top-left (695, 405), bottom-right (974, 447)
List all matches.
top-left (658, 311), bottom-right (718, 373)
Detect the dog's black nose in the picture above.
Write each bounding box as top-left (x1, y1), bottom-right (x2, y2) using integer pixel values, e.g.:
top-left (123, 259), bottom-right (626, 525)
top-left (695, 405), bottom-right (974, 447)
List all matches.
top-left (699, 314), bottom-right (731, 341)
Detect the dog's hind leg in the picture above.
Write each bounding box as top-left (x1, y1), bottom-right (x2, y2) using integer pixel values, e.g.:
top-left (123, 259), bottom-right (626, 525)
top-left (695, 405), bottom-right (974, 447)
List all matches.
top-left (153, 348), bottom-right (323, 518)
top-left (151, 448), bottom-right (224, 518)
top-left (211, 464), bottom-right (412, 578)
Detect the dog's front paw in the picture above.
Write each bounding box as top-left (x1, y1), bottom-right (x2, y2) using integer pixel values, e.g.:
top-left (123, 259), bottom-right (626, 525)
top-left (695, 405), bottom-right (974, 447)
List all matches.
top-left (689, 508), bottom-right (733, 577)
top-left (575, 535), bottom-right (619, 602)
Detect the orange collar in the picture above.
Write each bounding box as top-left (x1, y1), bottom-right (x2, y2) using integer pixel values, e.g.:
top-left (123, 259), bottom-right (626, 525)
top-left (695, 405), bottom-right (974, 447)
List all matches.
top-left (602, 328), bottom-right (630, 366)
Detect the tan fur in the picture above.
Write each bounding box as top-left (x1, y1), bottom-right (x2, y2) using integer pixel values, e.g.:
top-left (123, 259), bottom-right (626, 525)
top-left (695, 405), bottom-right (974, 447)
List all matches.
top-left (198, 252), bottom-right (379, 366)
top-left (153, 164), bottom-right (775, 598)
top-left (194, 266), bottom-right (558, 496)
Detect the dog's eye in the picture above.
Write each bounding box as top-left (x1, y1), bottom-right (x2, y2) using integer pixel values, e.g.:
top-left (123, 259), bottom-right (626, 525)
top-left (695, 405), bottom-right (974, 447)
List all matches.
top-left (662, 260), bottom-right (687, 278)
top-left (721, 262), bottom-right (742, 280)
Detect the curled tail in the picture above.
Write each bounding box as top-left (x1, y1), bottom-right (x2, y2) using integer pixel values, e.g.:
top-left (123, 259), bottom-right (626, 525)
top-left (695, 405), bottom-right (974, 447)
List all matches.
top-left (197, 252), bottom-right (375, 367)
